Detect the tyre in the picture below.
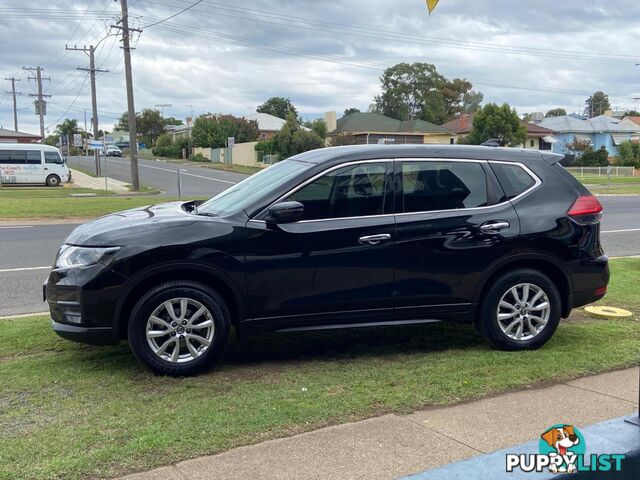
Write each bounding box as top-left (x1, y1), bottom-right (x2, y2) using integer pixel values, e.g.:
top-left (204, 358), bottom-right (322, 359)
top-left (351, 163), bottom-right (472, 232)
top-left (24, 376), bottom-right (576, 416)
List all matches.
top-left (128, 281), bottom-right (230, 376)
top-left (476, 269), bottom-right (561, 350)
top-left (46, 174), bottom-right (61, 187)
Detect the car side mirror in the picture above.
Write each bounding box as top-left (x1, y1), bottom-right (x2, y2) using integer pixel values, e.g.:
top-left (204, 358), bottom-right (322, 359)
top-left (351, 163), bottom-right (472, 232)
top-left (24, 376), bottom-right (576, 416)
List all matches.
top-left (266, 201), bottom-right (304, 224)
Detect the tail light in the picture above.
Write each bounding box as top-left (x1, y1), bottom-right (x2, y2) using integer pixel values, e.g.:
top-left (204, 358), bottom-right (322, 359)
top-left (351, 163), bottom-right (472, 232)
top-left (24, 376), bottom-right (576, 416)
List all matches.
top-left (568, 195), bottom-right (603, 223)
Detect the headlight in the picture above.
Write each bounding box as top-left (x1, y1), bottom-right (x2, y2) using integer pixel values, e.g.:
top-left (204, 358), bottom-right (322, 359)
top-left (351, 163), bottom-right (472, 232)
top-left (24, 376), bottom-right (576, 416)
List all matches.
top-left (56, 245), bottom-right (120, 269)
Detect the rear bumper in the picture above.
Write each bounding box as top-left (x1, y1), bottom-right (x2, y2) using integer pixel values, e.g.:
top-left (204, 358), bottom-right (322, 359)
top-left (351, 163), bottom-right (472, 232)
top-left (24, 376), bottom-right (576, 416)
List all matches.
top-left (51, 319), bottom-right (119, 345)
top-left (567, 254), bottom-right (610, 311)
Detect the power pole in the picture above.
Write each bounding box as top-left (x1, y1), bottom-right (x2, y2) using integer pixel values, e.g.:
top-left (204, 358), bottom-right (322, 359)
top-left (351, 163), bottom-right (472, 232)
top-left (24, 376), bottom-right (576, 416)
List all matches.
top-left (22, 66), bottom-right (51, 139)
top-left (84, 110), bottom-right (89, 156)
top-left (4, 77), bottom-right (21, 131)
top-left (66, 45), bottom-right (109, 176)
top-left (113, 0), bottom-right (142, 191)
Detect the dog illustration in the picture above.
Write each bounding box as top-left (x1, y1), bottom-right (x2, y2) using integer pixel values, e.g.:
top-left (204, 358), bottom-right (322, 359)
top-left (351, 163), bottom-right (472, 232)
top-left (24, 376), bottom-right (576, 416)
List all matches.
top-left (541, 425), bottom-right (580, 473)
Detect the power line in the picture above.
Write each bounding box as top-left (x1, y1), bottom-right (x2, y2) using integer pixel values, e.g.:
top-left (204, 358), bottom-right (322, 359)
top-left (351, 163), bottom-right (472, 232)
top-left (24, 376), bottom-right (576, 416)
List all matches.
top-left (45, 74), bottom-right (89, 130)
top-left (140, 0), bottom-right (204, 29)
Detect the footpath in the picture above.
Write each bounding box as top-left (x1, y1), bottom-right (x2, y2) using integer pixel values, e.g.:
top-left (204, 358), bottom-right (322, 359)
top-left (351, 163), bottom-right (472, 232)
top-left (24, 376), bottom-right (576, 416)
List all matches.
top-left (121, 367), bottom-right (639, 480)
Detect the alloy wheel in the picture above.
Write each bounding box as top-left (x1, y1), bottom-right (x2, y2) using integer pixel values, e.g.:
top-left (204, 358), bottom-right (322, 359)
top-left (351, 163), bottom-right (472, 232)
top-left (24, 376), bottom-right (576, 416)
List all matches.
top-left (146, 297), bottom-right (215, 363)
top-left (496, 283), bottom-right (550, 342)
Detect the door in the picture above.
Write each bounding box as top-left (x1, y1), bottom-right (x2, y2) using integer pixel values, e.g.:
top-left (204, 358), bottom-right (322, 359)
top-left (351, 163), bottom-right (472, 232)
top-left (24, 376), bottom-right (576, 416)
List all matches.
top-left (24, 149), bottom-right (45, 184)
top-left (244, 160), bottom-right (395, 329)
top-left (44, 150), bottom-right (66, 182)
top-left (393, 159), bottom-right (520, 320)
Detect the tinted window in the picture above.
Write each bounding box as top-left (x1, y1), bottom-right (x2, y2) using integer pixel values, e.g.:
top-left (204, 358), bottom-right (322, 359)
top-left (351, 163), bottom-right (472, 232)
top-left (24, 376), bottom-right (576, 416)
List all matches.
top-left (27, 151), bottom-right (42, 164)
top-left (45, 152), bottom-right (62, 164)
top-left (402, 161), bottom-right (488, 213)
top-left (491, 163), bottom-right (536, 200)
top-left (287, 163), bottom-right (388, 220)
top-left (0, 150), bottom-right (28, 164)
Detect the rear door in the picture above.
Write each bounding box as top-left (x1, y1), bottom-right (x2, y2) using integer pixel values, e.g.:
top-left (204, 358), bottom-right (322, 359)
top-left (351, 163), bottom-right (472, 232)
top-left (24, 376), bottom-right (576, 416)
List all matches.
top-left (25, 149), bottom-right (46, 184)
top-left (393, 158), bottom-right (521, 320)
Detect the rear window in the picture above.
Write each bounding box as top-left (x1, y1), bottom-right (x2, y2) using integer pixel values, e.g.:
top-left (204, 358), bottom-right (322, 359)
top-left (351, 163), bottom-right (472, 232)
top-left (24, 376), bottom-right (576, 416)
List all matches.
top-left (490, 163), bottom-right (536, 200)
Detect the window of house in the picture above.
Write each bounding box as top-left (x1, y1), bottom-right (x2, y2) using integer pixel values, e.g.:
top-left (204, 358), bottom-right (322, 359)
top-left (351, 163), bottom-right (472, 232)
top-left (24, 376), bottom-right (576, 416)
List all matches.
top-left (530, 140), bottom-right (535, 147)
top-left (286, 162), bottom-right (388, 220)
top-left (401, 161), bottom-right (488, 213)
top-left (490, 163), bottom-right (536, 199)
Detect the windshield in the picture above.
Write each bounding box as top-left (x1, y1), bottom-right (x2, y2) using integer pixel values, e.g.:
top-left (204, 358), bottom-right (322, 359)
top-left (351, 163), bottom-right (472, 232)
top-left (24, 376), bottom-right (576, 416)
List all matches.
top-left (197, 160), bottom-right (312, 216)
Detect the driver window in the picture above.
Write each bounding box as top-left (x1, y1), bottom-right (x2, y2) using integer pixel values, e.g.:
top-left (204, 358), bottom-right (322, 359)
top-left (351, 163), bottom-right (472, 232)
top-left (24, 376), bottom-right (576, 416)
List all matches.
top-left (45, 152), bottom-right (63, 164)
top-left (286, 162), bottom-right (388, 221)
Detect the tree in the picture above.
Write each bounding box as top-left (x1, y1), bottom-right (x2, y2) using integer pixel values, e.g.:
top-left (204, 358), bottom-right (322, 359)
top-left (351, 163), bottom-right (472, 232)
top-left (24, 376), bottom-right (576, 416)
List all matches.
top-left (163, 117), bottom-right (183, 126)
top-left (372, 63), bottom-right (482, 124)
top-left (577, 146), bottom-right (609, 166)
top-left (521, 113), bottom-right (533, 122)
top-left (257, 97), bottom-right (298, 119)
top-left (617, 140), bottom-right (640, 167)
top-left (584, 91), bottom-right (610, 118)
top-left (269, 111), bottom-right (324, 159)
top-left (55, 119), bottom-right (78, 137)
top-left (304, 118), bottom-right (328, 138)
top-left (328, 132), bottom-right (357, 146)
top-left (624, 110), bottom-right (640, 117)
top-left (465, 103), bottom-right (527, 147)
top-left (115, 112), bottom-right (129, 131)
top-left (545, 108), bottom-right (567, 118)
top-left (343, 107), bottom-right (360, 116)
top-left (137, 109), bottom-right (166, 147)
top-left (565, 137), bottom-right (592, 155)
top-left (191, 114), bottom-right (260, 148)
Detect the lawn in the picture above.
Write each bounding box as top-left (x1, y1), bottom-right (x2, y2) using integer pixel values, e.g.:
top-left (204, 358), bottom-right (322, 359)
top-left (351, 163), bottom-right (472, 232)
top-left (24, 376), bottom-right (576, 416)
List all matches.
top-left (0, 258), bottom-right (638, 480)
top-left (0, 188), bottom-right (199, 220)
top-left (571, 175), bottom-right (640, 195)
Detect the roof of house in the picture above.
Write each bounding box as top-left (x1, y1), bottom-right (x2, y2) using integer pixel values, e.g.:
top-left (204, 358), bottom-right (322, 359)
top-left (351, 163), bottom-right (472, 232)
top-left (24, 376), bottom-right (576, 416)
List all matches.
top-left (441, 114), bottom-right (555, 137)
top-left (243, 112), bottom-right (287, 132)
top-left (0, 128), bottom-right (41, 139)
top-left (538, 115), bottom-right (637, 133)
top-left (334, 112), bottom-right (452, 135)
top-left (623, 116), bottom-right (640, 126)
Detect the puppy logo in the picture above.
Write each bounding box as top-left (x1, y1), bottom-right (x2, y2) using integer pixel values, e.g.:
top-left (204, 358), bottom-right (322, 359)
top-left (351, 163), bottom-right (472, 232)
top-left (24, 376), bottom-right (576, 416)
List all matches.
top-left (540, 425), bottom-right (583, 473)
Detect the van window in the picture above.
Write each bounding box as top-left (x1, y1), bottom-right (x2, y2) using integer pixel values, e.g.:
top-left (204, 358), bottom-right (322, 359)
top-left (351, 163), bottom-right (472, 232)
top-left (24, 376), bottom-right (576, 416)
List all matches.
top-left (45, 152), bottom-right (63, 164)
top-left (26, 151), bottom-right (42, 164)
top-left (0, 150), bottom-right (28, 164)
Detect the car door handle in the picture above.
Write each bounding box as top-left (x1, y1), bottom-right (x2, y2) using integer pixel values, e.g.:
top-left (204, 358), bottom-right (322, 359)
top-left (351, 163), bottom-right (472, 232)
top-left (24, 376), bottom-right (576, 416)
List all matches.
top-left (480, 221), bottom-right (510, 233)
top-left (358, 234), bottom-right (391, 245)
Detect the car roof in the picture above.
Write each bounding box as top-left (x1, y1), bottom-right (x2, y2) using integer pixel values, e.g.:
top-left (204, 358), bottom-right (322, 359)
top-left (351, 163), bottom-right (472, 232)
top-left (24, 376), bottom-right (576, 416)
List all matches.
top-left (0, 143), bottom-right (60, 151)
top-left (291, 144), bottom-right (563, 166)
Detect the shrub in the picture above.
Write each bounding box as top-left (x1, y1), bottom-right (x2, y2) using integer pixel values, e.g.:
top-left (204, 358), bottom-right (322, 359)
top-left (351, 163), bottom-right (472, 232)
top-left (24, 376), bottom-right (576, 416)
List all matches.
top-left (575, 146), bottom-right (609, 167)
top-left (152, 138), bottom-right (188, 158)
top-left (189, 153), bottom-right (208, 162)
top-left (155, 133), bottom-right (173, 148)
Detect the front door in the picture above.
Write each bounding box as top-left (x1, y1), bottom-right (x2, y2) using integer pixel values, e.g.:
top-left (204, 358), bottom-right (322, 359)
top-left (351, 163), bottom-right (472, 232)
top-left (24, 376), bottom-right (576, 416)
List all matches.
top-left (244, 160), bottom-right (396, 330)
top-left (393, 159), bottom-right (521, 320)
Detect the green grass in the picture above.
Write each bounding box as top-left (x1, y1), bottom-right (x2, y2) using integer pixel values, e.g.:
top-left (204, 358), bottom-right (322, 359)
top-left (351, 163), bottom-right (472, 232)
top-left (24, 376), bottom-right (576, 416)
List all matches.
top-left (589, 184), bottom-right (640, 195)
top-left (0, 195), bottom-right (202, 220)
top-left (571, 175), bottom-right (640, 195)
top-left (572, 176), bottom-right (640, 185)
top-left (199, 162), bottom-right (263, 175)
top-left (0, 187), bottom-right (114, 198)
top-left (0, 258), bottom-right (638, 480)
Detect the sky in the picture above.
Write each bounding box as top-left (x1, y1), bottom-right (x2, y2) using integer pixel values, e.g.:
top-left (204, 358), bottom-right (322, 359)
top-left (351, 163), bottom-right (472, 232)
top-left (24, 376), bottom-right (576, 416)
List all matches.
top-left (1, 0), bottom-right (640, 136)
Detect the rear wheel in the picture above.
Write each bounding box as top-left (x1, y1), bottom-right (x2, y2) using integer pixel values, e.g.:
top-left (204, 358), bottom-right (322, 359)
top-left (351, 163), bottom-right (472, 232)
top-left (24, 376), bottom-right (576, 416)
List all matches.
top-left (46, 174), bottom-right (61, 187)
top-left (128, 281), bottom-right (230, 376)
top-left (477, 269), bottom-right (561, 350)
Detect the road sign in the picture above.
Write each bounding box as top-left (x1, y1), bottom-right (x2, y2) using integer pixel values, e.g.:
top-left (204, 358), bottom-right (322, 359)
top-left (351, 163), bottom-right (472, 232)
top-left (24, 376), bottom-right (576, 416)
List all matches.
top-left (227, 137), bottom-right (235, 148)
top-left (87, 140), bottom-right (103, 150)
top-left (73, 134), bottom-right (83, 147)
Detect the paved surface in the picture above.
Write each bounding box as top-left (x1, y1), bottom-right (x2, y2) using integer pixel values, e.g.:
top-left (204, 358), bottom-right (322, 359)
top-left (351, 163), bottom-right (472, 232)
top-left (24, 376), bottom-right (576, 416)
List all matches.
top-left (0, 195), bottom-right (639, 316)
top-left (118, 368), bottom-right (638, 480)
top-left (67, 155), bottom-right (246, 197)
top-left (71, 168), bottom-right (129, 193)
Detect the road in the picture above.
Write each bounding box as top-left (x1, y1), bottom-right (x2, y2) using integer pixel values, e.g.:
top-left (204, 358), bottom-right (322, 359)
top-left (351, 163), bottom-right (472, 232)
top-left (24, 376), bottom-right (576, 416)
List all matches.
top-left (67, 155), bottom-right (247, 197)
top-left (1, 196), bottom-right (638, 316)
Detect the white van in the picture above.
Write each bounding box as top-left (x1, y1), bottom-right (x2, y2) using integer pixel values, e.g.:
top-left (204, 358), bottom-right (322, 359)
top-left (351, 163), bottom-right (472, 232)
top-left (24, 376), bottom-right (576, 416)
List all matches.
top-left (0, 143), bottom-right (71, 186)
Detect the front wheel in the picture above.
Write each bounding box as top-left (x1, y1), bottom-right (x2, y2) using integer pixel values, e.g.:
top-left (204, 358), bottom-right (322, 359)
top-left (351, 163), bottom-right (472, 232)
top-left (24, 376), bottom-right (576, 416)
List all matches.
top-left (476, 269), bottom-right (561, 350)
top-left (46, 174), bottom-right (61, 187)
top-left (128, 281), bottom-right (230, 376)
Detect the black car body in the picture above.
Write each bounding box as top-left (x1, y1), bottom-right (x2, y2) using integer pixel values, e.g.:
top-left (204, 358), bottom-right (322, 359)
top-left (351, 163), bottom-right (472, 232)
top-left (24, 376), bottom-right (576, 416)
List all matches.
top-left (46, 145), bottom-right (609, 375)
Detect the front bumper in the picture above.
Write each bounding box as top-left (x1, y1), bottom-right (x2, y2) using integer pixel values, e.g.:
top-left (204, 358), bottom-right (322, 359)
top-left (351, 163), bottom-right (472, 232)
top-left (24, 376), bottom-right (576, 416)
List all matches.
top-left (51, 319), bottom-right (119, 345)
top-left (45, 263), bottom-right (126, 346)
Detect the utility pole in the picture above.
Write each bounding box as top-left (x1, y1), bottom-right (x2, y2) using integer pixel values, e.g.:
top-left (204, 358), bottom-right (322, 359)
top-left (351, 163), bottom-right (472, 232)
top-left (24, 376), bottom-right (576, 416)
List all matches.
top-left (84, 110), bottom-right (89, 156)
top-left (4, 77), bottom-right (21, 131)
top-left (113, 0), bottom-right (142, 191)
top-left (66, 45), bottom-right (109, 176)
top-left (22, 66), bottom-right (51, 139)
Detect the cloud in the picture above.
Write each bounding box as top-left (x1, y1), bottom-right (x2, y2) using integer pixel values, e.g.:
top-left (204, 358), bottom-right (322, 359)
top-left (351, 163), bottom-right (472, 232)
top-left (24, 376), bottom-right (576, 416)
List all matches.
top-left (1, 0), bottom-right (639, 134)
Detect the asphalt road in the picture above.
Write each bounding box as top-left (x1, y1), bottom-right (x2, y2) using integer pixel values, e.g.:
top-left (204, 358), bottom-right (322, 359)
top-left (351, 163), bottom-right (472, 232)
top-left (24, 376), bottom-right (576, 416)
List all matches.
top-left (1, 195), bottom-right (638, 316)
top-left (67, 155), bottom-right (247, 197)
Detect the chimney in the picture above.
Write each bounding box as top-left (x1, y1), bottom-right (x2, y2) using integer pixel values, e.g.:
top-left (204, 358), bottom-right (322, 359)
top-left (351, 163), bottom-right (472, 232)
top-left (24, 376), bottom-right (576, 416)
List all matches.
top-left (324, 111), bottom-right (337, 132)
top-left (460, 113), bottom-right (468, 132)
top-left (604, 110), bottom-right (613, 117)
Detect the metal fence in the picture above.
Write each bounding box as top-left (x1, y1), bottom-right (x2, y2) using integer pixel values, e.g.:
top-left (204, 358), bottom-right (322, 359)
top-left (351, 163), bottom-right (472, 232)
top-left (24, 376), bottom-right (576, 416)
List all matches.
top-left (566, 166), bottom-right (636, 177)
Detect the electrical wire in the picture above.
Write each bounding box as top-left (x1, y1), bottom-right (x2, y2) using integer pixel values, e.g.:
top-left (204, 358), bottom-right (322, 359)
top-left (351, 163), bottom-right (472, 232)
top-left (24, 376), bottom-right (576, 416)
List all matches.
top-left (140, 0), bottom-right (204, 29)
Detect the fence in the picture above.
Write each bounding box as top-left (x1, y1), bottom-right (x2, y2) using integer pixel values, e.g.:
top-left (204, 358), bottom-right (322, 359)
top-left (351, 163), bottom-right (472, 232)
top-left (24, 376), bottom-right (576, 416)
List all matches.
top-left (566, 166), bottom-right (636, 177)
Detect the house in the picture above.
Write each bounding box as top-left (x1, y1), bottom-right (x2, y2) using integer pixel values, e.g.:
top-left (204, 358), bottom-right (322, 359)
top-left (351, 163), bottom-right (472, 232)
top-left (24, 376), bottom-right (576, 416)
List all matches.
top-left (618, 116), bottom-right (640, 141)
top-left (324, 111), bottom-right (455, 145)
top-left (0, 128), bottom-right (42, 143)
top-left (537, 115), bottom-right (636, 156)
top-left (166, 124), bottom-right (191, 142)
top-left (441, 113), bottom-right (557, 150)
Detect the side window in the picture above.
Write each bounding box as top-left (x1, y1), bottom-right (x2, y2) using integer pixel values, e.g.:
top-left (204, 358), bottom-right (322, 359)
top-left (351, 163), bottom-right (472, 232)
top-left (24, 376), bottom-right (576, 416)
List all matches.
top-left (286, 163), bottom-right (388, 220)
top-left (491, 163), bottom-right (536, 200)
top-left (401, 161), bottom-right (488, 213)
top-left (45, 152), bottom-right (62, 164)
top-left (3, 150), bottom-right (27, 165)
top-left (26, 151), bottom-right (42, 164)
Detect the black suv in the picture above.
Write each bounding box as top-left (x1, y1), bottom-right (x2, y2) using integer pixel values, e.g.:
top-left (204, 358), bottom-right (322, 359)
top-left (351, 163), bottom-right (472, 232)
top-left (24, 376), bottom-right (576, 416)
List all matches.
top-left (45, 145), bottom-right (609, 375)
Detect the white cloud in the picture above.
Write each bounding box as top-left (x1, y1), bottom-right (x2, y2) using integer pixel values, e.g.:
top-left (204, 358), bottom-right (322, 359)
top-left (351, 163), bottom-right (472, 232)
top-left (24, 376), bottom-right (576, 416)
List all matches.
top-left (1, 0), bottom-right (639, 135)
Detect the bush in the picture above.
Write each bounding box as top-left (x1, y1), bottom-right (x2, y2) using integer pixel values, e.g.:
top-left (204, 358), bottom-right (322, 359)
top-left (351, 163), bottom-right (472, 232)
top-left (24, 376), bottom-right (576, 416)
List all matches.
top-left (155, 133), bottom-right (173, 148)
top-left (189, 153), bottom-right (208, 162)
top-left (152, 138), bottom-right (188, 158)
top-left (575, 146), bottom-right (609, 167)
top-left (617, 140), bottom-right (640, 167)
